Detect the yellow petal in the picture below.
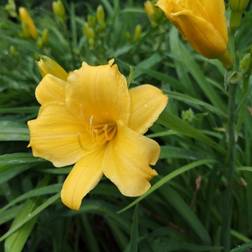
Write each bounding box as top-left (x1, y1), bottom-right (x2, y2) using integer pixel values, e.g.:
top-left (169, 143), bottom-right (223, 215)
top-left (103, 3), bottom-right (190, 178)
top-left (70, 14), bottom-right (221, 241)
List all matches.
top-left (28, 104), bottom-right (90, 167)
top-left (103, 124), bottom-right (159, 197)
top-left (66, 61), bottom-right (130, 123)
top-left (128, 84), bottom-right (168, 134)
top-left (171, 10), bottom-right (227, 58)
top-left (35, 74), bottom-right (66, 105)
top-left (201, 0), bottom-right (228, 44)
top-left (61, 149), bottom-right (104, 210)
top-left (37, 56), bottom-right (68, 80)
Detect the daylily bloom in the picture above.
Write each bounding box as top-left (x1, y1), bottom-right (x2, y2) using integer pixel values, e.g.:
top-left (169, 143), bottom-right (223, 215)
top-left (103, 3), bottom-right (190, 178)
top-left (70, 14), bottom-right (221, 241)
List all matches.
top-left (156, 0), bottom-right (231, 65)
top-left (19, 7), bottom-right (37, 39)
top-left (28, 60), bottom-right (168, 210)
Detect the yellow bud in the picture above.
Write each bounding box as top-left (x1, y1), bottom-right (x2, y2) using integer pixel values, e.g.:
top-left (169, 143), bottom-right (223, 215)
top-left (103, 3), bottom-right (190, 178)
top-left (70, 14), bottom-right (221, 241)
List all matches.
top-left (52, 0), bottom-right (66, 20)
top-left (37, 56), bottom-right (68, 80)
top-left (96, 5), bottom-right (105, 27)
top-left (134, 24), bottom-right (142, 42)
top-left (144, 1), bottom-right (157, 26)
top-left (230, 0), bottom-right (250, 12)
top-left (37, 29), bottom-right (49, 48)
top-left (144, 1), bottom-right (155, 18)
top-left (19, 7), bottom-right (37, 39)
top-left (83, 22), bottom-right (95, 40)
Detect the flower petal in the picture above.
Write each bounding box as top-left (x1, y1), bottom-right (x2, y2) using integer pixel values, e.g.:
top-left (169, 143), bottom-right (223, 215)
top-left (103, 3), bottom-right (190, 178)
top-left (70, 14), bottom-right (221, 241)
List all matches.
top-left (103, 124), bottom-right (159, 197)
top-left (28, 104), bottom-right (90, 167)
top-left (66, 61), bottom-right (130, 124)
top-left (128, 84), bottom-right (168, 134)
top-left (61, 150), bottom-right (104, 210)
top-left (35, 74), bottom-right (66, 105)
top-left (170, 10), bottom-right (227, 58)
top-left (201, 0), bottom-right (228, 44)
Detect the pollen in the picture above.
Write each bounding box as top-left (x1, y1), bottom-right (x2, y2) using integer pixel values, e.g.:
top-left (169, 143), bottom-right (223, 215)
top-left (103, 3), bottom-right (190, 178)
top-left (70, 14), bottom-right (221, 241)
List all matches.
top-left (88, 115), bottom-right (117, 143)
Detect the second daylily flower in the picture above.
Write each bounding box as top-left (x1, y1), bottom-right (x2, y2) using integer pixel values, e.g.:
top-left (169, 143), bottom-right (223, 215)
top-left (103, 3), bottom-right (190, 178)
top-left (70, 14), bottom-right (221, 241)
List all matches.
top-left (157, 0), bottom-right (231, 65)
top-left (28, 59), bottom-right (168, 210)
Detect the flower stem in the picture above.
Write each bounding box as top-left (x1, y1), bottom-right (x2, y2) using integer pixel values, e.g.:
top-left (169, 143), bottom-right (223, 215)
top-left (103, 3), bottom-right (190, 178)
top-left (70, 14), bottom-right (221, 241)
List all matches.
top-left (222, 74), bottom-right (237, 252)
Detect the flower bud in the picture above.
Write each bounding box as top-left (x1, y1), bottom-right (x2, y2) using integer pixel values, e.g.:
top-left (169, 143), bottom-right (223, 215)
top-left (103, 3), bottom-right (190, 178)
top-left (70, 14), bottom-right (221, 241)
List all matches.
top-left (230, 0), bottom-right (250, 12)
top-left (37, 29), bottom-right (49, 48)
top-left (87, 15), bottom-right (96, 28)
top-left (37, 56), bottom-right (68, 80)
top-left (96, 5), bottom-right (106, 29)
top-left (239, 53), bottom-right (252, 74)
top-left (134, 24), bottom-right (142, 42)
top-left (83, 22), bottom-right (95, 49)
top-left (52, 0), bottom-right (66, 21)
top-left (19, 7), bottom-right (37, 39)
top-left (5, 0), bottom-right (17, 18)
top-left (144, 1), bottom-right (157, 26)
top-left (230, 0), bottom-right (250, 29)
top-left (182, 108), bottom-right (194, 123)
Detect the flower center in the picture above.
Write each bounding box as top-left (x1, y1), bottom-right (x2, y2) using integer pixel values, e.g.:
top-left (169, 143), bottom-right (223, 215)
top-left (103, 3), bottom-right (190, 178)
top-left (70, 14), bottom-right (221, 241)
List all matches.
top-left (88, 116), bottom-right (117, 144)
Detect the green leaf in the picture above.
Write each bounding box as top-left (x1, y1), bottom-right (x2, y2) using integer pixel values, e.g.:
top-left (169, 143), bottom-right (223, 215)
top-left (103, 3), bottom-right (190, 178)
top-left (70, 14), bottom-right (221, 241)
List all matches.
top-left (118, 159), bottom-right (215, 213)
top-left (0, 121), bottom-right (28, 141)
top-left (158, 110), bottom-right (225, 154)
top-left (167, 91), bottom-right (226, 118)
top-left (125, 205), bottom-right (139, 252)
top-left (0, 194), bottom-right (60, 241)
top-left (230, 242), bottom-right (252, 252)
top-left (4, 200), bottom-right (38, 252)
top-left (169, 28), bottom-right (226, 112)
top-left (160, 186), bottom-right (211, 244)
top-left (0, 184), bottom-right (61, 215)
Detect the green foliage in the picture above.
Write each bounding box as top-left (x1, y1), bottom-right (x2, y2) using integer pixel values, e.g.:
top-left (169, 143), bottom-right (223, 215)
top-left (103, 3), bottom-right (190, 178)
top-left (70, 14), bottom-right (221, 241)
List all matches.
top-left (0, 0), bottom-right (252, 251)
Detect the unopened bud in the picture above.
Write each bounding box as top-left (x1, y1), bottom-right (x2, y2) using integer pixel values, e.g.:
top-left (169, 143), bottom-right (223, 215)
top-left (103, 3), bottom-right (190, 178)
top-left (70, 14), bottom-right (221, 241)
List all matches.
top-left (144, 1), bottom-right (157, 26)
top-left (52, 0), bottom-right (66, 21)
top-left (83, 22), bottom-right (95, 48)
top-left (5, 0), bottom-right (17, 18)
top-left (230, 0), bottom-right (250, 29)
top-left (230, 0), bottom-right (250, 12)
top-left (96, 5), bottom-right (106, 29)
top-left (37, 29), bottom-right (49, 48)
top-left (87, 15), bottom-right (96, 28)
top-left (134, 24), bottom-right (142, 42)
top-left (182, 108), bottom-right (194, 122)
top-left (37, 56), bottom-right (68, 80)
top-left (19, 7), bottom-right (37, 39)
top-left (240, 53), bottom-right (252, 74)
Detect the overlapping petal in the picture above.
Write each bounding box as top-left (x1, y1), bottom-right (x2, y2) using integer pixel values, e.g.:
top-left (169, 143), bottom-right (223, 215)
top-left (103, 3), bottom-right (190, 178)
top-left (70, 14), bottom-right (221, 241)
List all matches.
top-left (128, 84), bottom-right (168, 134)
top-left (170, 10), bottom-right (227, 58)
top-left (61, 149), bottom-right (104, 210)
top-left (35, 74), bottom-right (66, 105)
top-left (28, 104), bottom-right (89, 167)
top-left (66, 61), bottom-right (130, 124)
top-left (201, 0), bottom-right (228, 44)
top-left (157, 0), bottom-right (228, 59)
top-left (103, 124), bottom-right (159, 197)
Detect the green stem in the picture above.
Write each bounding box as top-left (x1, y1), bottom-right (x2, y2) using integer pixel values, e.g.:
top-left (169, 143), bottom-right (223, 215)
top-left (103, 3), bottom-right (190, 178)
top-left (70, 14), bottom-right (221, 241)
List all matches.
top-left (222, 76), bottom-right (237, 252)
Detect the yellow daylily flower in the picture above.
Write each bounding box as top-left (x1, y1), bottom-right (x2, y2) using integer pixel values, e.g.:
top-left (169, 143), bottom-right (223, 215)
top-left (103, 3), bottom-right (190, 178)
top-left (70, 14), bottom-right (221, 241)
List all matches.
top-left (156, 0), bottom-right (230, 63)
top-left (19, 7), bottom-right (37, 39)
top-left (28, 60), bottom-right (168, 210)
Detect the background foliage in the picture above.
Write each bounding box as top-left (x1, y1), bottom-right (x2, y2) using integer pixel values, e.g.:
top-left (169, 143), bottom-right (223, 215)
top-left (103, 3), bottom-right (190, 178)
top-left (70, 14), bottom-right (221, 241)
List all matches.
top-left (0, 0), bottom-right (252, 251)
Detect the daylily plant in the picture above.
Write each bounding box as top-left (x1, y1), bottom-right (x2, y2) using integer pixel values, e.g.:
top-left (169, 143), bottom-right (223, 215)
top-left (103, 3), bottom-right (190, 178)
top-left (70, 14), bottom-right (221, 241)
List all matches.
top-left (28, 59), bottom-right (168, 210)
